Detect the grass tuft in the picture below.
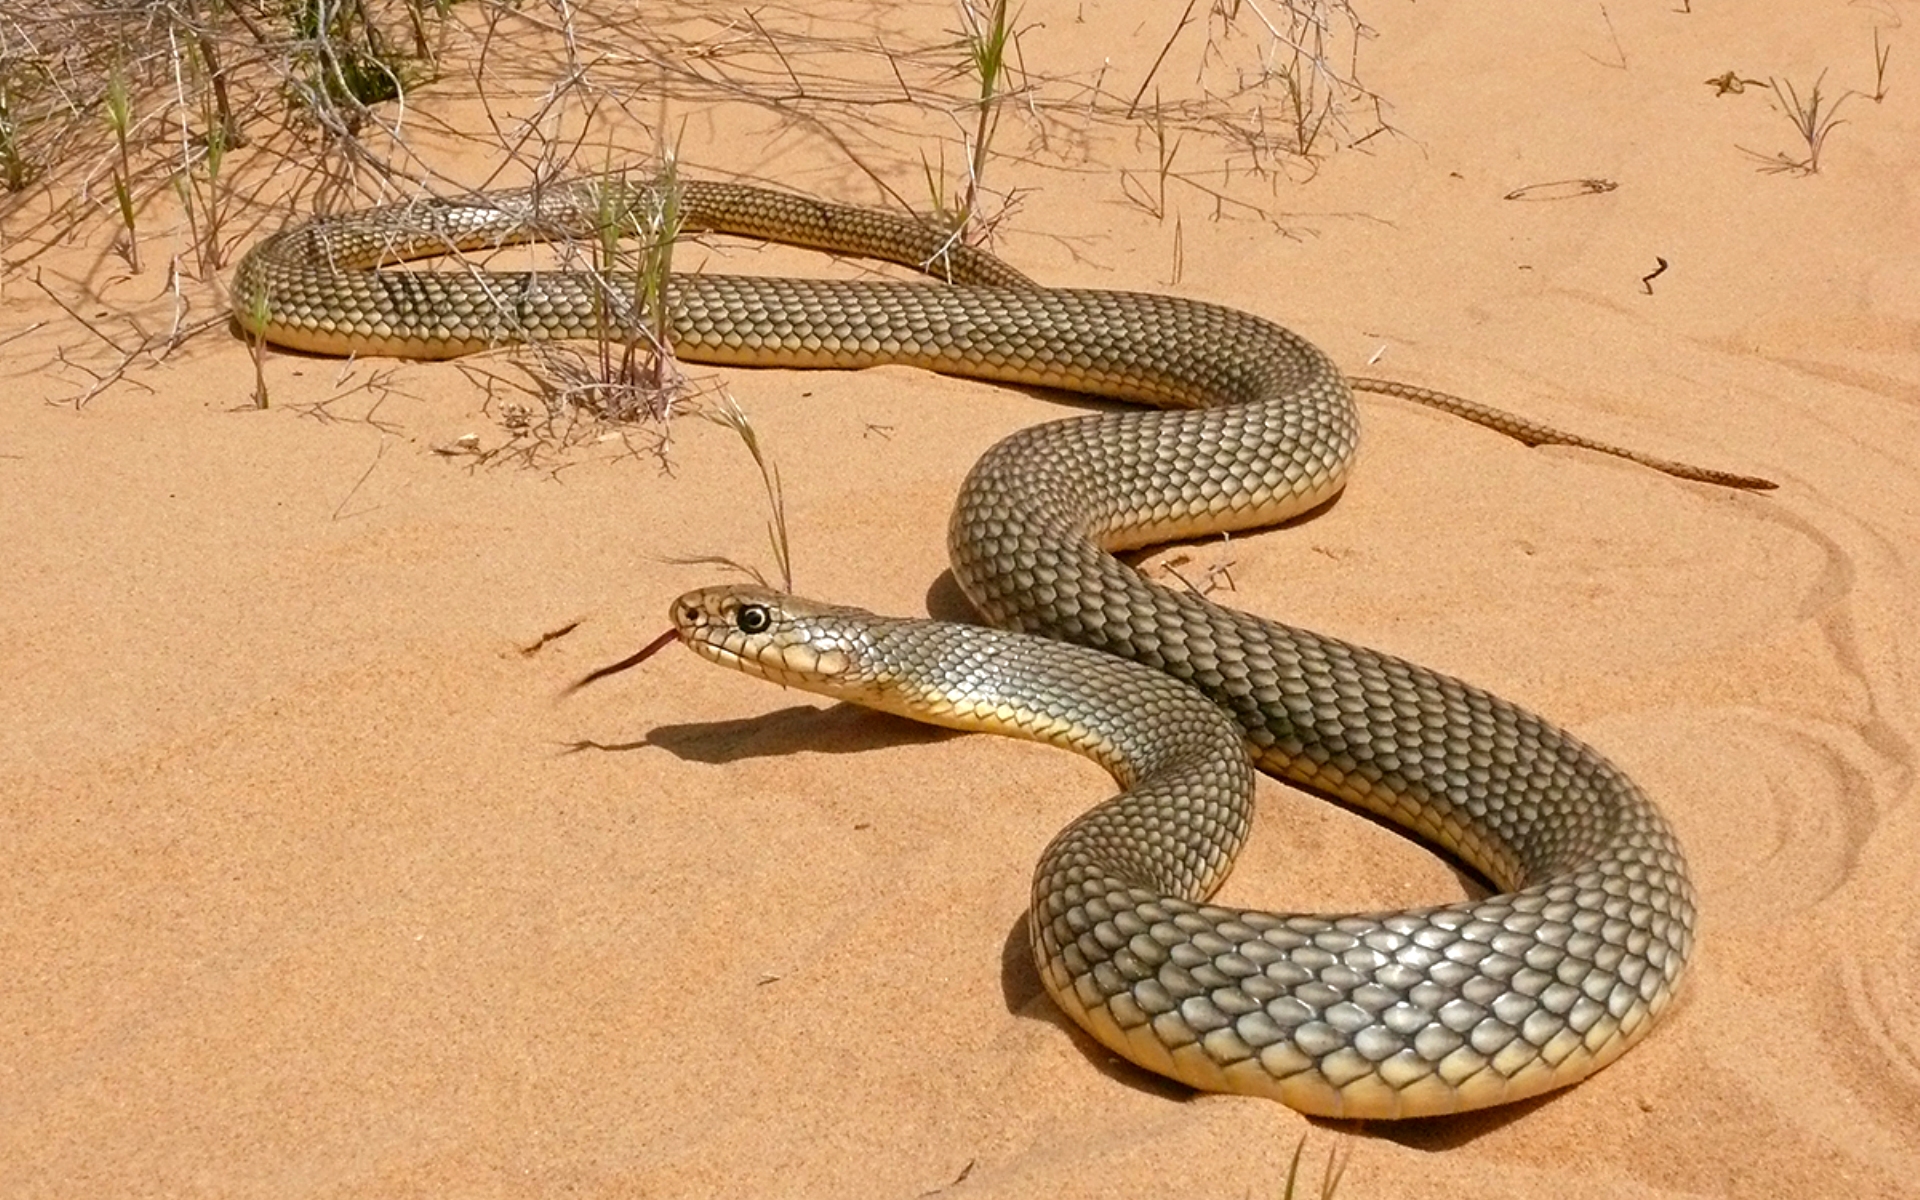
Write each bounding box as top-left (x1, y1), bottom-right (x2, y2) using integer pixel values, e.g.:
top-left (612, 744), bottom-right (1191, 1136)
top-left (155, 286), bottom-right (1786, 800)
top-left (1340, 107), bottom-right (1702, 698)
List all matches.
top-left (1753, 71), bottom-right (1851, 175)
top-left (104, 62), bottom-right (141, 270)
top-left (953, 0), bottom-right (1019, 232)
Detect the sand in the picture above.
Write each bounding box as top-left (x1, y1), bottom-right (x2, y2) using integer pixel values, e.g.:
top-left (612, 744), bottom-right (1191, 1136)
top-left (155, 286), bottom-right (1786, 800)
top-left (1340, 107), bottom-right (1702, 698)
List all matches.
top-left (6, 1), bottom-right (1919, 1195)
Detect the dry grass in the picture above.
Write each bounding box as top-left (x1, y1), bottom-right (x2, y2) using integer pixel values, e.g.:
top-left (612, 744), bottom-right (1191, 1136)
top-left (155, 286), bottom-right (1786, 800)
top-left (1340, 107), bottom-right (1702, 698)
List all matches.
top-left (1749, 70), bottom-right (1851, 175)
top-left (0, 0), bottom-right (1390, 420)
top-left (1869, 27), bottom-right (1892, 103)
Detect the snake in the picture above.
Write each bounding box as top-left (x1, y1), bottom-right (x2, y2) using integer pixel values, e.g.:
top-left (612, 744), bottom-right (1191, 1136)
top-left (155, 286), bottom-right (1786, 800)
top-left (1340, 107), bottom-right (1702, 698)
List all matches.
top-left (233, 177), bottom-right (1724, 1118)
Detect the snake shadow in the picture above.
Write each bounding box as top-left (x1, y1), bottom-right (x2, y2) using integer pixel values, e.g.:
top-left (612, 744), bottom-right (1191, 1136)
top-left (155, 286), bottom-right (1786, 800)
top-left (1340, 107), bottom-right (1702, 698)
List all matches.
top-left (607, 700), bottom-right (957, 763)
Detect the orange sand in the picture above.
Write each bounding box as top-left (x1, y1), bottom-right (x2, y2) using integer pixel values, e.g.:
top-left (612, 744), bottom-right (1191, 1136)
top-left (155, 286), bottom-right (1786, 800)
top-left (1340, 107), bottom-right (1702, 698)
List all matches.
top-left (6, 2), bottom-right (1918, 1196)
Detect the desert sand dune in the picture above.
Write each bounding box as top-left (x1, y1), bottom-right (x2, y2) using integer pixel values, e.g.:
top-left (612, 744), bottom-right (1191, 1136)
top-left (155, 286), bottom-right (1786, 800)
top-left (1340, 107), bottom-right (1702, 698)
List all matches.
top-left (4, 1), bottom-right (1917, 1196)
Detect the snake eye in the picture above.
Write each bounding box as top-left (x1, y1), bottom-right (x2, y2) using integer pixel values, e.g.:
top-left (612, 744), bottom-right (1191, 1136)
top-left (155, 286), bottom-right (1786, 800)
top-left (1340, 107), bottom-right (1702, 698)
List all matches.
top-left (734, 604), bottom-right (772, 635)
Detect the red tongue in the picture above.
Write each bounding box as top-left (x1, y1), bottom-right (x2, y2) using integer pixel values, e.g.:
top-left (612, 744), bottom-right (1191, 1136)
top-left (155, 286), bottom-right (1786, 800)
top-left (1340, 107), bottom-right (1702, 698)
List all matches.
top-left (563, 626), bottom-right (679, 696)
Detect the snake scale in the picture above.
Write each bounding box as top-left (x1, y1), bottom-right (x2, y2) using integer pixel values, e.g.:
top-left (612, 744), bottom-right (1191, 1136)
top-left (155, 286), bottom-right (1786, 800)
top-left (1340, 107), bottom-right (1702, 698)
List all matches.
top-left (234, 178), bottom-right (1713, 1118)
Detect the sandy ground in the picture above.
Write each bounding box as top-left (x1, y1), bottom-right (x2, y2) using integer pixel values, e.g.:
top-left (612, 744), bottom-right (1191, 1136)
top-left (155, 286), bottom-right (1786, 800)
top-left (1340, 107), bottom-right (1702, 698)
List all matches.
top-left (6, 1), bottom-right (1920, 1196)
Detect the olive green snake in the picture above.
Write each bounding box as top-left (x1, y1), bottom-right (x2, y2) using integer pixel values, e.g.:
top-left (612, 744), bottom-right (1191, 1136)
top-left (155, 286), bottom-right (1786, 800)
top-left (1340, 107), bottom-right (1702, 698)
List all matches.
top-left (233, 178), bottom-right (1763, 1118)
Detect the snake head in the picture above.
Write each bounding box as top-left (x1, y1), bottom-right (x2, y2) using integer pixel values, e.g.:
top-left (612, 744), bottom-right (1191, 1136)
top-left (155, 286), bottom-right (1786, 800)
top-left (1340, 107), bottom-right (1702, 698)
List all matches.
top-left (669, 585), bottom-right (880, 688)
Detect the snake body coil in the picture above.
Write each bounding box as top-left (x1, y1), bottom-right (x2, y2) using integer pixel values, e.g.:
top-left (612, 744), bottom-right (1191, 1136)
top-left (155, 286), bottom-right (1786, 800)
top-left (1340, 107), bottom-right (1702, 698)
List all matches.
top-left (235, 178), bottom-right (1695, 1118)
